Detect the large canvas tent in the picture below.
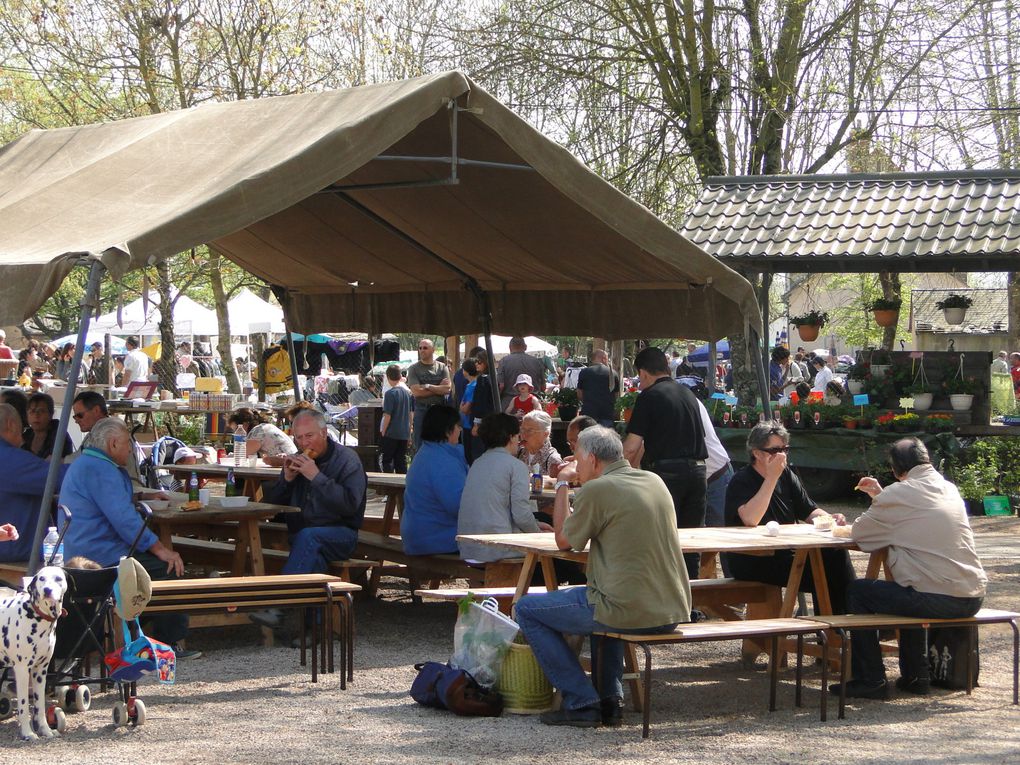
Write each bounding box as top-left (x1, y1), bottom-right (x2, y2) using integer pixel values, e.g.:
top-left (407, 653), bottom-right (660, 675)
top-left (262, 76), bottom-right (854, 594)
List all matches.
top-left (0, 71), bottom-right (764, 570)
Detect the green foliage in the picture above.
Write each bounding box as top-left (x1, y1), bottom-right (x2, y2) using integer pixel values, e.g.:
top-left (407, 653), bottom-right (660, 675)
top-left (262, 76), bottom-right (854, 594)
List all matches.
top-left (869, 297), bottom-right (902, 311)
top-left (790, 310), bottom-right (829, 327)
top-left (614, 389), bottom-right (639, 414)
top-left (551, 387), bottom-right (578, 406)
top-left (935, 294), bottom-right (974, 310)
top-left (821, 274), bottom-right (913, 350)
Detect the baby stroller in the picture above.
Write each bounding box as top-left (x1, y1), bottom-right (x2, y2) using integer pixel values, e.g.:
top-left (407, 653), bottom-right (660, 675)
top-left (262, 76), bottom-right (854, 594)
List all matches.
top-left (139, 435), bottom-right (188, 491)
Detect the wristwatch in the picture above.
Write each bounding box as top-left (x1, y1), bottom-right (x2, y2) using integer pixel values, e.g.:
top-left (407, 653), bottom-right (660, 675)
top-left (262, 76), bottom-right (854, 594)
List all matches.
top-left (555, 480), bottom-right (571, 491)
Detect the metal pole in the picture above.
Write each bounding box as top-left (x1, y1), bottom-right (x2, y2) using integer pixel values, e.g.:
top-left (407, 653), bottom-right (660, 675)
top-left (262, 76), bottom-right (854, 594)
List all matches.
top-left (709, 341), bottom-right (718, 391)
top-left (749, 327), bottom-right (772, 410)
top-left (28, 259), bottom-right (106, 574)
top-left (760, 273), bottom-right (773, 378)
top-left (478, 292), bottom-right (501, 412)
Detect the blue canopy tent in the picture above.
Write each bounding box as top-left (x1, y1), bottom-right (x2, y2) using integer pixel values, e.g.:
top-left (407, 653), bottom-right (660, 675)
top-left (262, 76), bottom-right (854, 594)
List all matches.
top-left (687, 339), bottom-right (730, 364)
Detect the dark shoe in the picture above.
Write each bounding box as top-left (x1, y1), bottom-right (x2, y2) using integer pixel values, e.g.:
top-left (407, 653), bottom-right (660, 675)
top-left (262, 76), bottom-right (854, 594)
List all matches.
top-left (249, 608), bottom-right (284, 628)
top-left (828, 679), bottom-right (889, 700)
top-left (600, 696), bottom-right (624, 727)
top-left (539, 705), bottom-right (601, 728)
top-left (895, 676), bottom-right (931, 695)
top-left (171, 643), bottom-right (202, 659)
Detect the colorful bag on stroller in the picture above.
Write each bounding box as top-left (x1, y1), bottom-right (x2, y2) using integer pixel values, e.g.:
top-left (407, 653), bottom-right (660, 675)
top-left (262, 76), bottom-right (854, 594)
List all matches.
top-left (103, 557), bottom-right (176, 685)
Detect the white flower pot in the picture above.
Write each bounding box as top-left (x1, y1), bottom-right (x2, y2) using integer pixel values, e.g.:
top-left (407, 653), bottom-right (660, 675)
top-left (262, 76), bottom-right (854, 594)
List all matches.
top-left (912, 393), bottom-right (933, 411)
top-left (871, 364), bottom-right (891, 379)
top-left (847, 380), bottom-right (865, 395)
top-left (949, 394), bottom-right (973, 411)
top-left (943, 307), bottom-right (967, 325)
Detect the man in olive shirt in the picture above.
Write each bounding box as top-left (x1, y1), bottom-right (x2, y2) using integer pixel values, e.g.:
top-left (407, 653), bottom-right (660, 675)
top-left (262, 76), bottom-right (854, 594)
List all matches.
top-left (406, 338), bottom-right (451, 449)
top-left (516, 426), bottom-right (691, 728)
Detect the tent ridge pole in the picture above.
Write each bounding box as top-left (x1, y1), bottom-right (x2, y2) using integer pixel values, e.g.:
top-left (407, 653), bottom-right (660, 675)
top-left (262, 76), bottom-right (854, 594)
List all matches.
top-left (28, 259), bottom-right (106, 574)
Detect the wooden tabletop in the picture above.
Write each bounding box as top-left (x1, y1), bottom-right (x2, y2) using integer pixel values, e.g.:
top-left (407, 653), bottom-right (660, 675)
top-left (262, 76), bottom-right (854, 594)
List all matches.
top-left (149, 500), bottom-right (298, 524)
top-left (457, 524), bottom-right (856, 557)
top-left (166, 461), bottom-right (279, 479)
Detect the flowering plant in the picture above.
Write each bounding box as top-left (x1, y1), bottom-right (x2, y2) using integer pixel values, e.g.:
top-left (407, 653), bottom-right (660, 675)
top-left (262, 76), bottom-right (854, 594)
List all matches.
top-left (943, 375), bottom-right (980, 395)
top-left (790, 310), bottom-right (829, 328)
top-left (925, 413), bottom-right (955, 432)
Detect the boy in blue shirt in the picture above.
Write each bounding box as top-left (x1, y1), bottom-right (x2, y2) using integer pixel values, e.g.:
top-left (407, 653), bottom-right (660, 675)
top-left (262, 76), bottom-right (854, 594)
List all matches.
top-left (379, 364), bottom-right (413, 473)
top-left (458, 358), bottom-right (478, 463)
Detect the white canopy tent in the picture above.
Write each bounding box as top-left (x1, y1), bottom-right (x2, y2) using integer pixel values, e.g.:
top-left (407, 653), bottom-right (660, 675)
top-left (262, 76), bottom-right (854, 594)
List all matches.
top-left (92, 293), bottom-right (220, 336)
top-left (458, 334), bottom-right (556, 359)
top-left (228, 288), bottom-right (285, 334)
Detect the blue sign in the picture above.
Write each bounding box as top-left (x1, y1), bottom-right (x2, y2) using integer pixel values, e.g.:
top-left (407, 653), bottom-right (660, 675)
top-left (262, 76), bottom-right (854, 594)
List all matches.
top-left (853, 394), bottom-right (870, 406)
top-left (710, 392), bottom-right (727, 400)
top-left (725, 395), bottom-right (739, 405)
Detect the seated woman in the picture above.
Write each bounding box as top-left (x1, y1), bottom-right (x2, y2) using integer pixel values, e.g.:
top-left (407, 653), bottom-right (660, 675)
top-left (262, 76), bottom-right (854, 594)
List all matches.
top-left (400, 405), bottom-right (467, 555)
top-left (516, 410), bottom-right (565, 477)
top-left (458, 414), bottom-right (545, 562)
top-left (23, 392), bottom-right (73, 460)
top-left (227, 407), bottom-right (297, 467)
top-left (723, 423), bottom-right (855, 613)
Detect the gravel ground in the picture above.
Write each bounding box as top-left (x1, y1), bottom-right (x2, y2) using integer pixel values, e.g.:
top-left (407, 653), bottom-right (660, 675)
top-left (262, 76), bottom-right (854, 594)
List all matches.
top-left (3, 506), bottom-right (1019, 764)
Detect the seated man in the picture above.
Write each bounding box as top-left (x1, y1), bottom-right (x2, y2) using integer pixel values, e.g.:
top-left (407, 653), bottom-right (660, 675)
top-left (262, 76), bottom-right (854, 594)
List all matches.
top-left (724, 422), bottom-right (854, 613)
top-left (60, 418), bottom-right (193, 654)
top-left (832, 438), bottom-right (987, 699)
top-left (0, 403), bottom-right (68, 563)
top-left (252, 410), bottom-right (367, 629)
top-left (515, 426), bottom-right (691, 728)
top-left (68, 391), bottom-right (148, 491)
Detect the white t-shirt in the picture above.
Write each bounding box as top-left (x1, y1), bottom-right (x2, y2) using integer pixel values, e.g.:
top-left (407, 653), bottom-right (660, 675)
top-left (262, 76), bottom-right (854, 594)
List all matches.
top-left (811, 365), bottom-right (834, 393)
top-left (123, 349), bottom-right (149, 385)
top-left (696, 400), bottom-right (729, 476)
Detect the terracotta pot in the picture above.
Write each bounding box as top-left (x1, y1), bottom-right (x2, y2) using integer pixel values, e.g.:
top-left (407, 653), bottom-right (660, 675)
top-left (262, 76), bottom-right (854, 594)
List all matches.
top-left (943, 307), bottom-right (967, 325)
top-left (912, 393), bottom-right (933, 411)
top-left (843, 419), bottom-right (858, 430)
top-left (796, 324), bottom-right (820, 342)
top-left (872, 309), bottom-right (899, 327)
top-left (623, 407), bottom-right (633, 423)
top-left (949, 394), bottom-right (973, 411)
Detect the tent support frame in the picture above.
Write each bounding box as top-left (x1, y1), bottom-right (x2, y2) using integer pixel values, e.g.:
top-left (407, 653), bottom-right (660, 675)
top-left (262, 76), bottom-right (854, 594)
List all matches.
top-left (29, 259), bottom-right (106, 574)
top-left (272, 285), bottom-right (304, 404)
top-left (332, 190), bottom-right (501, 412)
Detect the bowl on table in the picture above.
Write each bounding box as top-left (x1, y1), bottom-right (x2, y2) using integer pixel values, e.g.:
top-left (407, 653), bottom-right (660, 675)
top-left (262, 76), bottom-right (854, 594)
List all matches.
top-left (217, 496), bottom-right (250, 508)
top-left (143, 500), bottom-right (170, 511)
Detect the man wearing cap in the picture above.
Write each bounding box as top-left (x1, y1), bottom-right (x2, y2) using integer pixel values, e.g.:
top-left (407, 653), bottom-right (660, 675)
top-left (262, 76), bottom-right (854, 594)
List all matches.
top-left (496, 336), bottom-right (547, 409)
top-left (86, 341), bottom-right (109, 385)
top-left (576, 349), bottom-right (619, 427)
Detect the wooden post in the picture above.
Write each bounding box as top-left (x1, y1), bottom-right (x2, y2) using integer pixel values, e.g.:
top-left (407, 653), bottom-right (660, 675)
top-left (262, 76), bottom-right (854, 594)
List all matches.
top-left (464, 334), bottom-right (480, 353)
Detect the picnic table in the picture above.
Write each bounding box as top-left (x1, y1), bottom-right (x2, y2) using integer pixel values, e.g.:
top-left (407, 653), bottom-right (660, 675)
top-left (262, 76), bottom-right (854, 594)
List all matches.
top-left (149, 499), bottom-right (299, 576)
top-left (167, 460), bottom-right (279, 500)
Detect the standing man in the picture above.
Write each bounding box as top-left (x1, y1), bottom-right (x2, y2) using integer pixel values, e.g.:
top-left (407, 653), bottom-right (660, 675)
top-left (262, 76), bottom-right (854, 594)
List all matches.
top-left (496, 336), bottom-right (547, 409)
top-left (0, 403), bottom-right (68, 563)
top-left (623, 346), bottom-right (708, 579)
top-left (406, 339), bottom-right (451, 450)
top-left (576, 349), bottom-right (619, 427)
top-left (86, 342), bottom-right (109, 385)
top-left (833, 438), bottom-right (987, 699)
top-left (121, 336), bottom-right (149, 387)
top-left (991, 350), bottom-right (1009, 375)
top-left (515, 426), bottom-right (691, 727)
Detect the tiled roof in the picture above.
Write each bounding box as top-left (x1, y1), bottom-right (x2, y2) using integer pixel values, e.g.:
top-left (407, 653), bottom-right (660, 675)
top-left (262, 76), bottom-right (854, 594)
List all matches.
top-left (911, 288), bottom-right (1008, 333)
top-left (682, 171), bottom-right (1020, 272)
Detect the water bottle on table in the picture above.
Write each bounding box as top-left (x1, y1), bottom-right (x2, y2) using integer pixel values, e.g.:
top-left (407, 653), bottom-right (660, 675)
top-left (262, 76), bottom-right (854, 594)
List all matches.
top-left (233, 426), bottom-right (247, 467)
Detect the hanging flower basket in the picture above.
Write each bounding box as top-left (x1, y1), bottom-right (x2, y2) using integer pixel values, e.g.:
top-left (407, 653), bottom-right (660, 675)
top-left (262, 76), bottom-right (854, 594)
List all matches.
top-left (912, 392), bottom-right (933, 411)
top-left (790, 310), bottom-right (828, 344)
top-left (949, 394), bottom-right (974, 411)
top-left (869, 297), bottom-right (902, 328)
top-left (872, 309), bottom-right (899, 327)
top-left (936, 294), bottom-right (973, 325)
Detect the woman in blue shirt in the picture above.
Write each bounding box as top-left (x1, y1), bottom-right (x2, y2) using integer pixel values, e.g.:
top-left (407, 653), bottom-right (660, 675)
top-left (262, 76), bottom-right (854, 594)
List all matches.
top-left (400, 405), bottom-right (467, 555)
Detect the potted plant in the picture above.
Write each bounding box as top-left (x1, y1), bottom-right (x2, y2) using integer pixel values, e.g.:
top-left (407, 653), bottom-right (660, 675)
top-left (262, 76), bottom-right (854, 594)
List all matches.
top-left (890, 412), bottom-right (921, 432)
top-left (846, 361), bottom-right (869, 395)
top-left (614, 389), bottom-right (640, 423)
top-left (935, 293), bottom-right (974, 325)
top-left (790, 310), bottom-right (829, 343)
top-left (925, 413), bottom-right (955, 433)
top-left (842, 415), bottom-right (858, 430)
top-left (906, 381), bottom-right (933, 412)
top-left (551, 386), bottom-right (579, 421)
top-left (874, 411), bottom-right (896, 432)
top-left (869, 296), bottom-right (902, 328)
top-left (943, 374), bottom-right (979, 411)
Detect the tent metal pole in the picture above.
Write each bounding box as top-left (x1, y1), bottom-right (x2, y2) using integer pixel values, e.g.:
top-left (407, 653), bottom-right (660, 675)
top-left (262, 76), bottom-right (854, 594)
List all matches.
top-left (272, 286), bottom-right (304, 403)
top-left (760, 273), bottom-right (772, 378)
top-left (478, 292), bottom-right (501, 412)
top-left (749, 327), bottom-right (772, 411)
top-left (28, 259), bottom-right (106, 575)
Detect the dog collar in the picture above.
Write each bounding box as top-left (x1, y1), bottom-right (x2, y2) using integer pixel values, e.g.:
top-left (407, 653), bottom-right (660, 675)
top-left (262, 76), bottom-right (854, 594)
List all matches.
top-left (33, 605), bottom-right (66, 622)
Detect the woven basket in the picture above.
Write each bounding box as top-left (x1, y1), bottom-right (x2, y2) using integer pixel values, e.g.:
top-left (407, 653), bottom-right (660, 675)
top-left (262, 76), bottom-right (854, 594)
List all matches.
top-left (496, 641), bottom-right (554, 714)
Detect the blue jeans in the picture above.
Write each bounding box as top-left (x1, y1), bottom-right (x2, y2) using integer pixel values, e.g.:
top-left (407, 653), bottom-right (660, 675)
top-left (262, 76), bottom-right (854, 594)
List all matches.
top-left (846, 579), bottom-right (983, 682)
top-left (704, 463), bottom-right (734, 576)
top-left (515, 586), bottom-right (678, 710)
top-left (283, 525), bottom-right (359, 574)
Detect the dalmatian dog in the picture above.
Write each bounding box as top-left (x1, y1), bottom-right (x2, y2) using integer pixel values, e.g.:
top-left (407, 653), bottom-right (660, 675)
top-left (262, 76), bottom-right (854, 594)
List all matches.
top-left (0, 567), bottom-right (67, 740)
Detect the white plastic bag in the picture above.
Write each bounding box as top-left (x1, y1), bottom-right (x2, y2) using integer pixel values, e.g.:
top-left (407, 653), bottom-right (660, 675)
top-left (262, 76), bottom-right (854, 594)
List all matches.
top-left (450, 597), bottom-right (520, 688)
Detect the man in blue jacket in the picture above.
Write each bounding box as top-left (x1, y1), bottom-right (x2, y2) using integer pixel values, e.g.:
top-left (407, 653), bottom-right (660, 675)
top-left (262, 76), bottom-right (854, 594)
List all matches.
top-left (0, 403), bottom-right (68, 564)
top-left (252, 409), bottom-right (367, 629)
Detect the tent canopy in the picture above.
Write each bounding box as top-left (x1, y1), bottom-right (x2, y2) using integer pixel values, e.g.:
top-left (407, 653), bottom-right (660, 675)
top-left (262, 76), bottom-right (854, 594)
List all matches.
top-left (228, 288), bottom-right (285, 334)
top-left (459, 335), bottom-right (556, 358)
top-left (92, 294), bottom-right (220, 336)
top-left (0, 71), bottom-right (759, 340)
top-left (687, 339), bottom-right (730, 364)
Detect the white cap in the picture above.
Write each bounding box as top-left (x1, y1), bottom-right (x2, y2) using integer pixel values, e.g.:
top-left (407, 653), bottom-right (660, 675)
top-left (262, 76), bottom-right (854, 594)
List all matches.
top-left (172, 446), bottom-right (202, 463)
top-left (514, 374), bottom-right (534, 389)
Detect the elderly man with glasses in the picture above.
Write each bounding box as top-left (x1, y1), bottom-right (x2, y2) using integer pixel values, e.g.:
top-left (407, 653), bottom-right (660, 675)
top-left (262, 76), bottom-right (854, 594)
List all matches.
top-left (723, 422), bottom-right (855, 614)
top-left (406, 338), bottom-right (452, 451)
top-left (67, 391), bottom-right (148, 493)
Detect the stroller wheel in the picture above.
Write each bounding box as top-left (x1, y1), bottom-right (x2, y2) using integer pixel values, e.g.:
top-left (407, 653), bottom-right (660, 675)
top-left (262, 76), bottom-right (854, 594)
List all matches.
top-left (112, 701), bottom-right (129, 727)
top-left (55, 685), bottom-right (70, 711)
top-left (0, 692), bottom-right (14, 720)
top-left (74, 685), bottom-right (92, 713)
top-left (130, 698), bottom-right (146, 727)
top-left (47, 705), bottom-right (67, 734)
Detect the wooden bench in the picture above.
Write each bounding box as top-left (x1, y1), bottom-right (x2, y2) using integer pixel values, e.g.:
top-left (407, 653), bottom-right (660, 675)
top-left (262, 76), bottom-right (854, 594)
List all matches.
top-left (0, 560), bottom-right (27, 584)
top-left (806, 608), bottom-right (1020, 720)
top-left (169, 536), bottom-right (375, 582)
top-left (594, 618), bottom-right (833, 738)
top-left (145, 574), bottom-right (360, 688)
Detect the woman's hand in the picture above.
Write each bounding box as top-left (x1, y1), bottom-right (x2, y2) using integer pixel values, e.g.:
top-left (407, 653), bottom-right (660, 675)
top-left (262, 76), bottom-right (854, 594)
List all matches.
top-left (0, 523), bottom-right (18, 543)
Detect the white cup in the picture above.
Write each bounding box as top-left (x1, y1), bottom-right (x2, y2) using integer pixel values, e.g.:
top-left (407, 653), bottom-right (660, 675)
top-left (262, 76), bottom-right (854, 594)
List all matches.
top-left (198, 488), bottom-right (210, 505)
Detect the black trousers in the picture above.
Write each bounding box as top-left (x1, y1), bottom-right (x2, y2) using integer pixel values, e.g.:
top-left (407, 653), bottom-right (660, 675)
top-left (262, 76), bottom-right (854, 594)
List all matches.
top-left (379, 436), bottom-right (408, 474)
top-left (724, 547), bottom-right (856, 614)
top-left (650, 458), bottom-right (707, 581)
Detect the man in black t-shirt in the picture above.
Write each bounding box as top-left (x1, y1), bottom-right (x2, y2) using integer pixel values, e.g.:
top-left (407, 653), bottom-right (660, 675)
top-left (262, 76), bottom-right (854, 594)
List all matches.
top-left (723, 422), bottom-right (854, 614)
top-left (623, 346), bottom-right (708, 579)
top-left (576, 349), bottom-right (619, 427)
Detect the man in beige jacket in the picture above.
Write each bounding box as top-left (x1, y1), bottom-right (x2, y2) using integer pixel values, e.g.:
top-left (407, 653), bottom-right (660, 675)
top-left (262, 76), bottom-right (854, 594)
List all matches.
top-left (832, 437), bottom-right (987, 699)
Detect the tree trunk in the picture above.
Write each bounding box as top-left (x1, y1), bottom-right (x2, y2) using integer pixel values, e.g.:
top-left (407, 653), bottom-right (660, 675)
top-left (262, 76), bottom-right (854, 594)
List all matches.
top-left (209, 252), bottom-right (241, 394)
top-left (152, 260), bottom-right (180, 396)
top-left (1009, 272), bottom-right (1020, 351)
top-left (878, 271), bottom-right (901, 350)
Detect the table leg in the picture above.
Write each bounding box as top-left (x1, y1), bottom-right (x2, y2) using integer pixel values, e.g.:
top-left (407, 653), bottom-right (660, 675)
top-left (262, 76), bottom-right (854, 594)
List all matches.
top-left (698, 551), bottom-right (718, 579)
top-left (865, 548), bottom-right (888, 580)
top-left (242, 518), bottom-right (266, 576)
top-left (242, 477), bottom-right (262, 502)
top-left (539, 556), bottom-right (558, 590)
top-left (380, 491), bottom-right (398, 537)
top-left (155, 523), bottom-right (173, 549)
top-left (807, 548), bottom-right (833, 615)
top-left (512, 553), bottom-right (539, 603)
top-left (780, 549), bottom-right (809, 617)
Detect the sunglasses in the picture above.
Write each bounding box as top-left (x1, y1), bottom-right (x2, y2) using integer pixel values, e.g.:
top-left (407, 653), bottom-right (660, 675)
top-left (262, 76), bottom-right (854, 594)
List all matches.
top-left (758, 446), bottom-right (790, 454)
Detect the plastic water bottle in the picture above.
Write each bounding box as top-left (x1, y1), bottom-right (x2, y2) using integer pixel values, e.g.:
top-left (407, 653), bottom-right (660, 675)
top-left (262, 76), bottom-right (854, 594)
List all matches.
top-left (43, 526), bottom-right (63, 567)
top-left (233, 426), bottom-right (247, 467)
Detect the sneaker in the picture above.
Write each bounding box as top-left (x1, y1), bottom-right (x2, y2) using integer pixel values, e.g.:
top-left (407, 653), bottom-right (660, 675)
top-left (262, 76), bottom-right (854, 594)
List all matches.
top-left (172, 643), bottom-right (202, 659)
top-left (600, 696), bottom-right (624, 727)
top-left (249, 608), bottom-right (284, 628)
top-left (895, 676), bottom-right (931, 695)
top-left (539, 704), bottom-right (602, 728)
top-left (828, 679), bottom-right (889, 700)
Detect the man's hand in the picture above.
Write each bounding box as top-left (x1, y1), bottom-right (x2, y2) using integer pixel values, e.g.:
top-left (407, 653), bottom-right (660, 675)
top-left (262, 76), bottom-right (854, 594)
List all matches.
top-left (855, 476), bottom-right (883, 498)
top-left (136, 491), bottom-right (170, 501)
top-left (282, 457), bottom-right (301, 482)
top-left (151, 543), bottom-right (184, 577)
top-left (554, 461), bottom-right (578, 485)
top-left (0, 523), bottom-right (18, 543)
top-left (287, 453), bottom-right (320, 481)
top-left (263, 455), bottom-right (286, 468)
top-left (763, 451), bottom-right (787, 482)
top-left (829, 512), bottom-right (847, 526)
top-left (537, 521), bottom-right (554, 532)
